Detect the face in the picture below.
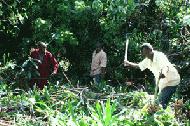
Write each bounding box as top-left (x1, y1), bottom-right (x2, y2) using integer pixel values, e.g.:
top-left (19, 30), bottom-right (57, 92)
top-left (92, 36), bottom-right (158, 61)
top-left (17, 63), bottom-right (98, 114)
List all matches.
top-left (96, 46), bottom-right (101, 52)
top-left (39, 46), bottom-right (46, 53)
top-left (141, 47), bottom-right (151, 57)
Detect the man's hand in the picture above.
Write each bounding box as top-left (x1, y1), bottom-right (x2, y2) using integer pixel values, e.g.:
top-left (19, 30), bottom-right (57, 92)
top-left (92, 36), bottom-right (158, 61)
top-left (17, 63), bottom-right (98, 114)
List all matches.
top-left (101, 67), bottom-right (106, 74)
top-left (124, 61), bottom-right (130, 67)
top-left (51, 72), bottom-right (57, 76)
top-left (159, 69), bottom-right (165, 79)
top-left (159, 73), bottom-right (165, 79)
top-left (124, 61), bottom-right (139, 68)
top-left (37, 60), bottom-right (42, 64)
top-left (101, 67), bottom-right (106, 79)
top-left (33, 59), bottom-right (42, 64)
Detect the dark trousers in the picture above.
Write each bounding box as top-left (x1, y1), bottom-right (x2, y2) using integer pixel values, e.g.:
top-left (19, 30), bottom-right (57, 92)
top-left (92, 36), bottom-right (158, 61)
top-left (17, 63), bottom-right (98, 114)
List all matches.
top-left (92, 74), bottom-right (101, 84)
top-left (159, 86), bottom-right (177, 109)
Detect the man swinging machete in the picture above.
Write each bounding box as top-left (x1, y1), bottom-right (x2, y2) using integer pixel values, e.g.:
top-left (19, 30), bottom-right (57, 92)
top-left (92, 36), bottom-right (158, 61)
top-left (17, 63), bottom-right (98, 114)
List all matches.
top-left (124, 42), bottom-right (180, 109)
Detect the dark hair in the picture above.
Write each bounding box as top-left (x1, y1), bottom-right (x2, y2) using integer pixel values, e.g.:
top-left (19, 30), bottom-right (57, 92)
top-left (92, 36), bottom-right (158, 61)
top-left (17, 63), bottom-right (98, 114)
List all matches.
top-left (141, 43), bottom-right (153, 51)
top-left (95, 43), bottom-right (103, 49)
top-left (38, 41), bottom-right (47, 48)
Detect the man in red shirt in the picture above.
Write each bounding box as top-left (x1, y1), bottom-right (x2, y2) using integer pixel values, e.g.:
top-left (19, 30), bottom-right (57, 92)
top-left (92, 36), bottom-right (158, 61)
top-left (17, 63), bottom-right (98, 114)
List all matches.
top-left (30, 42), bottom-right (58, 89)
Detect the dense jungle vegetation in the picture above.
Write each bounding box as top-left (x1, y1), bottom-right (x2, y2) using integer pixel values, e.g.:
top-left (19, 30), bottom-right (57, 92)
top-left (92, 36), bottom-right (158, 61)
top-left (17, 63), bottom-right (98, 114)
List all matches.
top-left (0, 0), bottom-right (190, 125)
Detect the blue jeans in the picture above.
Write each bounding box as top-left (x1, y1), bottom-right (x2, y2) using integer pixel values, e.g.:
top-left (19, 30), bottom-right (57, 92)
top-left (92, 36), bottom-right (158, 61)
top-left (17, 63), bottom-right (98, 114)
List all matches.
top-left (159, 86), bottom-right (177, 109)
top-left (93, 74), bottom-right (101, 84)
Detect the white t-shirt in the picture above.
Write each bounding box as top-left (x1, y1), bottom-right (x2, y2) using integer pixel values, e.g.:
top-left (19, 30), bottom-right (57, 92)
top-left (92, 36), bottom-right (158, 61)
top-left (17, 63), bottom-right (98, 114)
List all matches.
top-left (90, 50), bottom-right (107, 76)
top-left (138, 50), bottom-right (180, 93)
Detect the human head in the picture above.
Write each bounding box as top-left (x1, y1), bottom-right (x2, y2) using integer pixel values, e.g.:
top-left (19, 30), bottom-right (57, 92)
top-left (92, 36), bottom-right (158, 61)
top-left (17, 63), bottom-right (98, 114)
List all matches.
top-left (141, 43), bottom-right (153, 58)
top-left (38, 41), bottom-right (47, 53)
top-left (95, 43), bottom-right (103, 52)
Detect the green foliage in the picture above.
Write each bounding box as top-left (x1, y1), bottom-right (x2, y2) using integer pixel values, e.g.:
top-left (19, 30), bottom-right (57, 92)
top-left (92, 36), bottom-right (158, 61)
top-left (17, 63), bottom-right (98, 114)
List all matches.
top-left (17, 58), bottom-right (40, 80)
top-left (53, 27), bottom-right (78, 45)
top-left (87, 98), bottom-right (117, 126)
top-left (0, 58), bottom-right (17, 85)
top-left (0, 1), bottom-right (190, 125)
top-left (33, 18), bottom-right (52, 41)
top-left (0, 0), bottom-right (188, 89)
top-left (92, 0), bottom-right (103, 14)
top-left (182, 15), bottom-right (190, 26)
top-left (0, 82), bottom-right (189, 125)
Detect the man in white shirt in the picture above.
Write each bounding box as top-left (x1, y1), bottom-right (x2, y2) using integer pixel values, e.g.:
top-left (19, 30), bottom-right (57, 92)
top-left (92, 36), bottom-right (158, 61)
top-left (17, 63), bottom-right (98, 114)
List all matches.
top-left (124, 43), bottom-right (180, 109)
top-left (90, 43), bottom-right (107, 84)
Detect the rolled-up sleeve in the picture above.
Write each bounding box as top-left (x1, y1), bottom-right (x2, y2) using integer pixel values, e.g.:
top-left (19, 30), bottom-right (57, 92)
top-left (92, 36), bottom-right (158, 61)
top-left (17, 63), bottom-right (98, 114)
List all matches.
top-left (138, 58), bottom-right (148, 71)
top-left (49, 53), bottom-right (59, 74)
top-left (100, 52), bottom-right (107, 67)
top-left (30, 49), bottom-right (37, 59)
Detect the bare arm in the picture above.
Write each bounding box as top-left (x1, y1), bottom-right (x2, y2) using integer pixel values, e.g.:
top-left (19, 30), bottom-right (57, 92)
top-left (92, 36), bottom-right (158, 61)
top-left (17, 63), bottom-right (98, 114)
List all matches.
top-left (101, 67), bottom-right (106, 74)
top-left (124, 61), bottom-right (139, 68)
top-left (49, 53), bottom-right (59, 74)
top-left (30, 49), bottom-right (42, 64)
